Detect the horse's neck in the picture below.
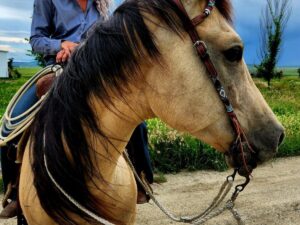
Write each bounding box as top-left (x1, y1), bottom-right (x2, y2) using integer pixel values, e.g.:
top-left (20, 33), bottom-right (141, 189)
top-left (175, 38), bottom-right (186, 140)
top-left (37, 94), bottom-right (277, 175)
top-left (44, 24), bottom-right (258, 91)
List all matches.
top-left (85, 93), bottom-right (147, 176)
top-left (81, 94), bottom-right (145, 223)
top-left (84, 65), bottom-right (155, 195)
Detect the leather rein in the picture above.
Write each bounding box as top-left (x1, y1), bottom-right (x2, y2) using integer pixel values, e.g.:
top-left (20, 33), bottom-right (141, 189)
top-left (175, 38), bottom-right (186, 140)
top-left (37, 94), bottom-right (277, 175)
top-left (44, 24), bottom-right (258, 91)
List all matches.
top-left (173, 0), bottom-right (257, 182)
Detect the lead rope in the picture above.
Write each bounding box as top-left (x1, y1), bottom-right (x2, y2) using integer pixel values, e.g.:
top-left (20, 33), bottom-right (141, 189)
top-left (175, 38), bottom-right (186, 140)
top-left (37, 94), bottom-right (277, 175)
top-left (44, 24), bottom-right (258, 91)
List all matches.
top-left (43, 145), bottom-right (246, 225)
top-left (123, 151), bottom-right (246, 225)
top-left (43, 134), bottom-right (114, 225)
top-left (0, 65), bottom-right (63, 146)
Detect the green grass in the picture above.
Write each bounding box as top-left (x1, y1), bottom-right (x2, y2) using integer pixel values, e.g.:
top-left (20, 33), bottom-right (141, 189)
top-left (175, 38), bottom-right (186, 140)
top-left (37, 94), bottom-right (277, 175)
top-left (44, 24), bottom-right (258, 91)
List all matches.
top-left (147, 119), bottom-right (227, 173)
top-left (153, 173), bottom-right (168, 183)
top-left (255, 76), bottom-right (300, 156)
top-left (0, 67), bottom-right (41, 119)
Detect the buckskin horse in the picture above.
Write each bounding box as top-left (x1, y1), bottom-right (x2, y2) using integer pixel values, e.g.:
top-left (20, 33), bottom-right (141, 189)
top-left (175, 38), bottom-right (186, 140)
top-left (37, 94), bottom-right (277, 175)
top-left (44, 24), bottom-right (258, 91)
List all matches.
top-left (19, 0), bottom-right (284, 224)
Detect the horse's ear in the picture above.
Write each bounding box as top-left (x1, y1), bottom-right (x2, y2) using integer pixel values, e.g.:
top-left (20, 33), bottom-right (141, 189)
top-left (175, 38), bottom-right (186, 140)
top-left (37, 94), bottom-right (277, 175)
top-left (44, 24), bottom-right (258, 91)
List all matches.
top-left (215, 0), bottom-right (233, 23)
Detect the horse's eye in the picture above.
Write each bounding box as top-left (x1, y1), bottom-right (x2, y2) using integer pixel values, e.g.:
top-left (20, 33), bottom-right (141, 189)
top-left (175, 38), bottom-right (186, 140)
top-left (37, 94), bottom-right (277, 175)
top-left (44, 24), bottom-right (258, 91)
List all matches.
top-left (223, 46), bottom-right (243, 62)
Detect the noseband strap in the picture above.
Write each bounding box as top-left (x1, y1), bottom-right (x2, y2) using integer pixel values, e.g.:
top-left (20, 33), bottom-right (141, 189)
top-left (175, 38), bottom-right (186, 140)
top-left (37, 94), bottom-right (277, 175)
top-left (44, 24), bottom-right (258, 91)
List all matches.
top-left (173, 0), bottom-right (255, 176)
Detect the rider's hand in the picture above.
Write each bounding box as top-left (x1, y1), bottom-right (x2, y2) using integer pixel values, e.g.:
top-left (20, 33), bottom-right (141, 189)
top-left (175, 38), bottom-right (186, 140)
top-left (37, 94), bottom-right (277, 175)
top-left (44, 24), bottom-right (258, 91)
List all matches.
top-left (56, 41), bottom-right (79, 63)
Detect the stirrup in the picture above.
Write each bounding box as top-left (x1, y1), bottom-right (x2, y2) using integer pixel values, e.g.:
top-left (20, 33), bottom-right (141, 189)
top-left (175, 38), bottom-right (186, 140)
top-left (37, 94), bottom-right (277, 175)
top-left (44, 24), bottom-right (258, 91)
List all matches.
top-left (2, 183), bottom-right (13, 208)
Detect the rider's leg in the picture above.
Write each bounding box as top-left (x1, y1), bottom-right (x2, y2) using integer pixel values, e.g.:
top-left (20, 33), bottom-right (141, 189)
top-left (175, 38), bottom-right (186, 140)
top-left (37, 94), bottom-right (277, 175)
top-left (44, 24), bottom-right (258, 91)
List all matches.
top-left (127, 122), bottom-right (153, 183)
top-left (1, 145), bottom-right (18, 194)
top-left (11, 85), bottom-right (39, 119)
top-left (0, 143), bottom-right (18, 218)
top-left (0, 84), bottom-right (38, 218)
top-left (126, 122), bottom-right (153, 204)
top-left (1, 84), bottom-right (38, 189)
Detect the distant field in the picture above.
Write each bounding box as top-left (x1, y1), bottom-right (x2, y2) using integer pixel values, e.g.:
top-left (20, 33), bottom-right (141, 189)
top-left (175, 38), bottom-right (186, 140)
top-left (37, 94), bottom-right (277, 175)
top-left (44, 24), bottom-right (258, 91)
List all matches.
top-left (247, 66), bottom-right (299, 77)
top-left (278, 67), bottom-right (299, 76)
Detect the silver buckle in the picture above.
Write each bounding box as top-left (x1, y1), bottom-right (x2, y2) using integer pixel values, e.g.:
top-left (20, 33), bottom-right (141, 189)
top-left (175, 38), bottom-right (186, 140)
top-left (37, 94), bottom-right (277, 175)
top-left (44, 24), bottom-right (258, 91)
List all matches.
top-left (194, 40), bottom-right (207, 50)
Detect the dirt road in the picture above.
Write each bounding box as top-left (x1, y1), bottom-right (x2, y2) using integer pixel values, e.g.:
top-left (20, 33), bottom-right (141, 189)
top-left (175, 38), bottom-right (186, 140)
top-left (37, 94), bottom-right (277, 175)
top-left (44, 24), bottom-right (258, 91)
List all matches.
top-left (1, 157), bottom-right (300, 225)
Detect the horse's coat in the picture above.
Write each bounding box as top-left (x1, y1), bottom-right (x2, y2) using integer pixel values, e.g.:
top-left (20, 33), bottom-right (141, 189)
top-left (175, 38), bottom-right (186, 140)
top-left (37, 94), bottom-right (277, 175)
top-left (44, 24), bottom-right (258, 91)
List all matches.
top-left (19, 0), bottom-right (284, 224)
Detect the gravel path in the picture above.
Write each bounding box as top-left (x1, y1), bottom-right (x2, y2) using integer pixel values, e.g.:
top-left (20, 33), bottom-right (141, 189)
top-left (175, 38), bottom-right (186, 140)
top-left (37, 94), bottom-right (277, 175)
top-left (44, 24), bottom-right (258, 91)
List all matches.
top-left (1, 156), bottom-right (300, 225)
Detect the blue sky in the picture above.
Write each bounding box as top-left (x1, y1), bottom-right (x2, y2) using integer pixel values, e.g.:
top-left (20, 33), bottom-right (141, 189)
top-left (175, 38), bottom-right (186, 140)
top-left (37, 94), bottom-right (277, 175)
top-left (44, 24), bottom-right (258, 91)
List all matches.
top-left (0, 0), bottom-right (299, 66)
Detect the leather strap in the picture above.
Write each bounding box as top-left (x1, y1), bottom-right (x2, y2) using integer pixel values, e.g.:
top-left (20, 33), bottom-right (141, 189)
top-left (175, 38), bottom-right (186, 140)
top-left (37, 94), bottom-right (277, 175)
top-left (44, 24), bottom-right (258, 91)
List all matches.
top-left (173, 0), bottom-right (255, 175)
top-left (173, 0), bottom-right (238, 119)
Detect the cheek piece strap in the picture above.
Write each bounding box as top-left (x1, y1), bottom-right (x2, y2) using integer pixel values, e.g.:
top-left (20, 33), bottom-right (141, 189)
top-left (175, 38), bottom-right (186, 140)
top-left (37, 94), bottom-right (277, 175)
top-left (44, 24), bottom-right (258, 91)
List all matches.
top-left (173, 0), bottom-right (257, 179)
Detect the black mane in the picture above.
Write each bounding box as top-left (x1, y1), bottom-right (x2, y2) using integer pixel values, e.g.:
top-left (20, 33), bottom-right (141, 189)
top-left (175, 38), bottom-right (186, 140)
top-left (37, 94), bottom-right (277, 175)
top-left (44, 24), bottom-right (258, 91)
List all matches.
top-left (30, 0), bottom-right (232, 224)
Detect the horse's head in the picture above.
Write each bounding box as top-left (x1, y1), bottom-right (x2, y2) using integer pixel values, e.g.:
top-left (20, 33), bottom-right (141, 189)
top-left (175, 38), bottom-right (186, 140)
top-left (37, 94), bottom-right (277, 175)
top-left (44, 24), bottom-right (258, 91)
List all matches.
top-left (139, 0), bottom-right (284, 165)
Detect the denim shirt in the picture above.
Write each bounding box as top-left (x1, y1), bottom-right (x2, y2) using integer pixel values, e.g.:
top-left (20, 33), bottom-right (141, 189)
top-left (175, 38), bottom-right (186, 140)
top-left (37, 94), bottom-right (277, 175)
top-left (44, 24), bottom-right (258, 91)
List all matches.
top-left (30, 0), bottom-right (102, 57)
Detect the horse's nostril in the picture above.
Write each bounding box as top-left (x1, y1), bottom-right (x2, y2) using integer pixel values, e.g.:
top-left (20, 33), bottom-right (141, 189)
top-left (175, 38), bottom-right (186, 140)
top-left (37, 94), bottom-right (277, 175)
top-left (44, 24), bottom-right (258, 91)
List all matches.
top-left (278, 132), bottom-right (285, 146)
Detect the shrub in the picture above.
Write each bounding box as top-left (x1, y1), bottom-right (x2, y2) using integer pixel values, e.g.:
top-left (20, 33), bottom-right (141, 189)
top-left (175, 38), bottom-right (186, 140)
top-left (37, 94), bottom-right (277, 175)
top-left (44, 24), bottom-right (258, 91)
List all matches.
top-left (8, 58), bottom-right (21, 79)
top-left (274, 70), bottom-right (283, 79)
top-left (147, 119), bottom-right (227, 173)
top-left (276, 112), bottom-right (300, 157)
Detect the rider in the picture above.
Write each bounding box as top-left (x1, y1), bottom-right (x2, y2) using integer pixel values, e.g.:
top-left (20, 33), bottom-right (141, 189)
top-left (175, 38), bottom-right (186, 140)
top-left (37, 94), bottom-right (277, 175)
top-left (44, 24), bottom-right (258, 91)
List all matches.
top-left (0, 0), bottom-right (153, 218)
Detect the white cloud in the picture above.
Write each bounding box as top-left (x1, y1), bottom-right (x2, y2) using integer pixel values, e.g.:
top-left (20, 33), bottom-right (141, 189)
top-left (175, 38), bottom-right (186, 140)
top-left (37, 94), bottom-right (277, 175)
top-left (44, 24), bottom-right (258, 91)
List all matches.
top-left (0, 5), bottom-right (32, 21)
top-left (0, 30), bottom-right (29, 35)
top-left (0, 37), bottom-right (28, 44)
top-left (0, 45), bottom-right (25, 54)
top-left (0, 45), bottom-right (11, 52)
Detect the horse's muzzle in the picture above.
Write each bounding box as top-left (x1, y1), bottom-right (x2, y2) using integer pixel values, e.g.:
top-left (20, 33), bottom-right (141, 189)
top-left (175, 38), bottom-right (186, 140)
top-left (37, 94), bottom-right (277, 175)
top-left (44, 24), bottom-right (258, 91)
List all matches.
top-left (225, 140), bottom-right (258, 177)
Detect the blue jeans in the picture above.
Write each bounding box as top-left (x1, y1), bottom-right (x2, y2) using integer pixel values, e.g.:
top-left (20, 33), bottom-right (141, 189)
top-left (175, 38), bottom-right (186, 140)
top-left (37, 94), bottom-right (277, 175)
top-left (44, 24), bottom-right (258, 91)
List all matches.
top-left (1, 85), bottom-right (38, 137)
top-left (12, 85), bottom-right (39, 118)
top-left (127, 122), bottom-right (153, 184)
top-left (1, 84), bottom-right (38, 196)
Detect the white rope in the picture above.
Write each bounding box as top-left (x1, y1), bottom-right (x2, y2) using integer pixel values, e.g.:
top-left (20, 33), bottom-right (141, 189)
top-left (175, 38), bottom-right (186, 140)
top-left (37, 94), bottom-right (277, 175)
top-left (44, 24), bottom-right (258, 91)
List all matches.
top-left (0, 65), bottom-right (62, 146)
top-left (43, 134), bottom-right (114, 225)
top-left (43, 147), bottom-right (243, 225)
top-left (124, 151), bottom-right (245, 224)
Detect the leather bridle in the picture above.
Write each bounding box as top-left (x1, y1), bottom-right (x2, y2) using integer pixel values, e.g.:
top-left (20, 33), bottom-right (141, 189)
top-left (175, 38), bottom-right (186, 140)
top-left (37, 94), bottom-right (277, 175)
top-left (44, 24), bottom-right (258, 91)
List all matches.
top-left (173, 0), bottom-right (257, 181)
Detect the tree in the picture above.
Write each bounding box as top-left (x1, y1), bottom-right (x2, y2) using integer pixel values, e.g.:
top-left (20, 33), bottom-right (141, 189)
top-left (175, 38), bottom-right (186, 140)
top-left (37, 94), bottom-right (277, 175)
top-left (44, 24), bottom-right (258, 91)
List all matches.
top-left (25, 38), bottom-right (46, 67)
top-left (298, 68), bottom-right (300, 78)
top-left (8, 58), bottom-right (21, 79)
top-left (255, 0), bottom-right (291, 86)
